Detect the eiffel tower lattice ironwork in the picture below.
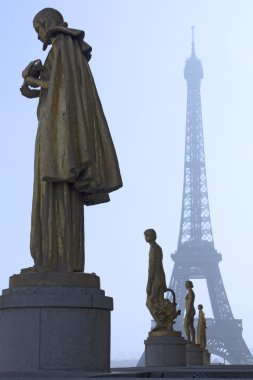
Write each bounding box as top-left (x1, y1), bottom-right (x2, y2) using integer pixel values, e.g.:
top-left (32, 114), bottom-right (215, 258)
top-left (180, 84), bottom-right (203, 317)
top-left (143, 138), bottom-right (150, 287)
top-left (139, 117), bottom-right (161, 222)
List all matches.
top-left (168, 27), bottom-right (253, 364)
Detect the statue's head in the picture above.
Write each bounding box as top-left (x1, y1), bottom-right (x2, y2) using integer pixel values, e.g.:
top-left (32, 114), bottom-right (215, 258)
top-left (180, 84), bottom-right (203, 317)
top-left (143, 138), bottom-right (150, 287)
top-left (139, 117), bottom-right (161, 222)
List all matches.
top-left (144, 229), bottom-right (157, 243)
top-left (33, 8), bottom-right (67, 44)
top-left (198, 304), bottom-right (203, 310)
top-left (185, 280), bottom-right (193, 289)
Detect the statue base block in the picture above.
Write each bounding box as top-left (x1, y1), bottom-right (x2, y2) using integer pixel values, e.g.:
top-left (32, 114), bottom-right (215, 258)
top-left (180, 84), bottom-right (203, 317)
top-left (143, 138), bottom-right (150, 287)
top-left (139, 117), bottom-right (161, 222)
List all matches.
top-left (9, 271), bottom-right (100, 288)
top-left (0, 273), bottom-right (113, 372)
top-left (149, 329), bottom-right (181, 337)
top-left (186, 344), bottom-right (204, 366)
top-left (203, 349), bottom-right (211, 365)
top-left (145, 335), bottom-right (187, 367)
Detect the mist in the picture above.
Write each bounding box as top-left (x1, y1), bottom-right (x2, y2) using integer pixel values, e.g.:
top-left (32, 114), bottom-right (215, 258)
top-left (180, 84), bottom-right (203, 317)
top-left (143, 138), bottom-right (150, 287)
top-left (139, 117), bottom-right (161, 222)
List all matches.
top-left (0, 0), bottom-right (253, 362)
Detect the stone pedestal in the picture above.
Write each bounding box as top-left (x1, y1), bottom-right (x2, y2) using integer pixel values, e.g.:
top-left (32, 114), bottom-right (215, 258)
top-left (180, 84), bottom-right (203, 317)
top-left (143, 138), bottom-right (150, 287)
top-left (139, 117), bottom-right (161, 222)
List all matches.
top-left (0, 273), bottom-right (113, 373)
top-left (203, 349), bottom-right (211, 365)
top-left (145, 335), bottom-right (187, 367)
top-left (186, 344), bottom-right (204, 366)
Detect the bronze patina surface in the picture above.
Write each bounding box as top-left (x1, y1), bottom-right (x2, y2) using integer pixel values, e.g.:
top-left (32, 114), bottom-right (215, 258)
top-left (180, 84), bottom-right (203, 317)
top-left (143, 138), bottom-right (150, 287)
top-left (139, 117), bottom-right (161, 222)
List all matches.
top-left (144, 229), bottom-right (181, 336)
top-left (20, 8), bottom-right (122, 273)
top-left (197, 304), bottom-right (207, 349)
top-left (184, 280), bottom-right (196, 344)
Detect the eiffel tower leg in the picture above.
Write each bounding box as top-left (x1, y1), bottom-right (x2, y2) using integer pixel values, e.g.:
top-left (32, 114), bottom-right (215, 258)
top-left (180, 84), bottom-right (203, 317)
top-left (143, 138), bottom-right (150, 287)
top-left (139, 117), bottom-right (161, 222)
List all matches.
top-left (167, 256), bottom-right (253, 364)
top-left (207, 320), bottom-right (253, 364)
top-left (205, 264), bottom-right (233, 320)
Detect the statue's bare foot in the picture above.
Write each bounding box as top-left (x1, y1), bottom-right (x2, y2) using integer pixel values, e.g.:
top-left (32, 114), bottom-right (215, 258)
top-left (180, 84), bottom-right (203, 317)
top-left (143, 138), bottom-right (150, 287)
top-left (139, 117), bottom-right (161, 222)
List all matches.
top-left (20, 265), bottom-right (39, 274)
top-left (186, 340), bottom-right (196, 346)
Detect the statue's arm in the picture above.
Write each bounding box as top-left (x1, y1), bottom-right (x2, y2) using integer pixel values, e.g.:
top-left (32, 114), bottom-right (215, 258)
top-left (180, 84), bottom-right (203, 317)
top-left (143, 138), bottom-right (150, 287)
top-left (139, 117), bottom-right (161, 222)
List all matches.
top-left (146, 252), bottom-right (156, 295)
top-left (146, 269), bottom-right (153, 295)
top-left (21, 59), bottom-right (44, 98)
top-left (187, 291), bottom-right (195, 315)
top-left (20, 83), bottom-right (40, 98)
top-left (202, 313), bottom-right (207, 327)
top-left (185, 292), bottom-right (194, 313)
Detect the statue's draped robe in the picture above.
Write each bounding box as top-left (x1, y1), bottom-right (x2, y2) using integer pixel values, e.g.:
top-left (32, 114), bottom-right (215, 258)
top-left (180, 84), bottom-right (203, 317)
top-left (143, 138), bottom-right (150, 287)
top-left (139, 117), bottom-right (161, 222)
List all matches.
top-left (197, 310), bottom-right (207, 348)
top-left (31, 29), bottom-right (122, 272)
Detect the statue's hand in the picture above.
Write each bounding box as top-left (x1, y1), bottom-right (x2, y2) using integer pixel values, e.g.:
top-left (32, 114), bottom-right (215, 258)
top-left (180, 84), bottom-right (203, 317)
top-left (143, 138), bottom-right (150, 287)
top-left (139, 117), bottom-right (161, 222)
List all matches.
top-left (25, 76), bottom-right (41, 88)
top-left (22, 59), bottom-right (42, 79)
top-left (20, 83), bottom-right (40, 98)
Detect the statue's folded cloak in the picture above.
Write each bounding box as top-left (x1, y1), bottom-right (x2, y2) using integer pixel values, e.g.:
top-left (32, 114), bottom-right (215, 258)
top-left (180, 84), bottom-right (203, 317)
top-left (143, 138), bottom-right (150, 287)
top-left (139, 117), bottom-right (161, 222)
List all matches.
top-left (39, 27), bottom-right (122, 205)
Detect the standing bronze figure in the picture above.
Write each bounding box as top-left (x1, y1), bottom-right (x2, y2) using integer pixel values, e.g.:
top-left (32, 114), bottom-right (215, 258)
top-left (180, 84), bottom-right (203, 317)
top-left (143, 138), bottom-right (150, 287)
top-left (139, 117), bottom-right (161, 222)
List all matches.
top-left (21, 8), bottom-right (122, 272)
top-left (184, 280), bottom-right (196, 344)
top-left (144, 229), bottom-right (180, 334)
top-left (197, 304), bottom-right (207, 349)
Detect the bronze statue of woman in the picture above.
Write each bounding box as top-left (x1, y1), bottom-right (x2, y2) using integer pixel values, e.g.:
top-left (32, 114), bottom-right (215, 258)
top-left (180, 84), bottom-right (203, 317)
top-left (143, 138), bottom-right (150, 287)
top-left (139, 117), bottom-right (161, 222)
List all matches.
top-left (21, 8), bottom-right (122, 272)
top-left (184, 280), bottom-right (196, 344)
top-left (197, 304), bottom-right (207, 349)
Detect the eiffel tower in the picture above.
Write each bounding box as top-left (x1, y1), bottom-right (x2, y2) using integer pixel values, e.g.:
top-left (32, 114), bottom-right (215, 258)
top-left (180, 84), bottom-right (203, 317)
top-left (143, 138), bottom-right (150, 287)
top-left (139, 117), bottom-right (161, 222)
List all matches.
top-left (168, 27), bottom-right (253, 364)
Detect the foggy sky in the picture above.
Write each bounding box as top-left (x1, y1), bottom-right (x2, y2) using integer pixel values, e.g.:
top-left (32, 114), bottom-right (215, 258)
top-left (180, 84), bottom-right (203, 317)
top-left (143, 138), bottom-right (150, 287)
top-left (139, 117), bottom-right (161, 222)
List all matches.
top-left (1, 0), bottom-right (253, 359)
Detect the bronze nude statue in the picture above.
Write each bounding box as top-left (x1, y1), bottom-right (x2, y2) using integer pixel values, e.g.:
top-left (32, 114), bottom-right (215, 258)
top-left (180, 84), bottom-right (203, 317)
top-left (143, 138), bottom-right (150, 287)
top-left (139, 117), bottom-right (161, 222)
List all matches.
top-left (20, 8), bottom-right (122, 272)
top-left (197, 304), bottom-right (207, 349)
top-left (184, 280), bottom-right (196, 344)
top-left (144, 229), bottom-right (180, 335)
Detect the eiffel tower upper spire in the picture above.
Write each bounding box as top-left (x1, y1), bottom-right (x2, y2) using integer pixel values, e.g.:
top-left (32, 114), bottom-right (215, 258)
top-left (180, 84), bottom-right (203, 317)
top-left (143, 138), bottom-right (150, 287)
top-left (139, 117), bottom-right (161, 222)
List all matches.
top-left (184, 27), bottom-right (203, 85)
top-left (178, 28), bottom-right (213, 251)
top-left (191, 25), bottom-right (195, 56)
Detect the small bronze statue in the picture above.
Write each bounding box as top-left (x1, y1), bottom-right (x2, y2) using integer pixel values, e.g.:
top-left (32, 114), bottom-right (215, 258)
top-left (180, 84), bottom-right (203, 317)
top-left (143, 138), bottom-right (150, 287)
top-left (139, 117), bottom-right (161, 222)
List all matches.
top-left (20, 8), bottom-right (122, 273)
top-left (184, 280), bottom-right (196, 344)
top-left (197, 304), bottom-right (207, 349)
top-left (144, 229), bottom-right (180, 335)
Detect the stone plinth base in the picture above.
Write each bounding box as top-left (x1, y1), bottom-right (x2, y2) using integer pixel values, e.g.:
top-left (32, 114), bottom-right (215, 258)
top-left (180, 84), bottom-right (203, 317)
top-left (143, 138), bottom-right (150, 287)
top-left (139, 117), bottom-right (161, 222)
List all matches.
top-left (0, 273), bottom-right (113, 372)
top-left (145, 335), bottom-right (187, 367)
top-left (149, 329), bottom-right (181, 337)
top-left (203, 349), bottom-right (211, 365)
top-left (9, 271), bottom-right (100, 288)
top-left (186, 344), bottom-right (204, 366)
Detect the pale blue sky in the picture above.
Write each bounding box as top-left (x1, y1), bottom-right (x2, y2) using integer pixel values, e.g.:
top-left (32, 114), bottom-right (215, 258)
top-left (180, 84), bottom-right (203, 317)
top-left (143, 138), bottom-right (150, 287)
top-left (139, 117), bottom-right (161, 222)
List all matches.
top-left (1, 0), bottom-right (253, 359)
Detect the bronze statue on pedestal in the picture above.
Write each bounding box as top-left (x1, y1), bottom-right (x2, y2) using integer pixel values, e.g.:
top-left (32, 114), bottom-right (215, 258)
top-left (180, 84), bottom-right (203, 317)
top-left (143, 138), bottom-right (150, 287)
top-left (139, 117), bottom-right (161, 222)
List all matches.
top-left (184, 280), bottom-right (196, 344)
top-left (197, 304), bottom-right (207, 349)
top-left (20, 8), bottom-right (122, 273)
top-left (144, 229), bottom-right (180, 335)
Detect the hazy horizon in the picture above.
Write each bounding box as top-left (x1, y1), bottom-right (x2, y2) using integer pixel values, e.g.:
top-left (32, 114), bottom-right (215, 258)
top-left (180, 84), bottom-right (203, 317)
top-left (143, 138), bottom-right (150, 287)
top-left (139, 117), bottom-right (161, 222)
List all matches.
top-left (1, 0), bottom-right (253, 361)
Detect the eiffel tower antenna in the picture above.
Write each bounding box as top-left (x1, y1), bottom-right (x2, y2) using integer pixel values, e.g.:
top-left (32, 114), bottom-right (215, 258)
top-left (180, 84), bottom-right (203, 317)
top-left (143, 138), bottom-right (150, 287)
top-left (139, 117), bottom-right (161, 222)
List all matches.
top-left (168, 27), bottom-right (253, 364)
top-left (191, 25), bottom-right (195, 54)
